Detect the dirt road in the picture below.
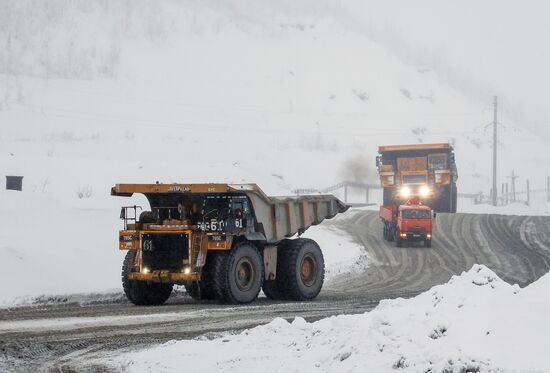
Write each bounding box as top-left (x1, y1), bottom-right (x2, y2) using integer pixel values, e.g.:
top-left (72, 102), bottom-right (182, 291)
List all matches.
top-left (1, 211), bottom-right (549, 372)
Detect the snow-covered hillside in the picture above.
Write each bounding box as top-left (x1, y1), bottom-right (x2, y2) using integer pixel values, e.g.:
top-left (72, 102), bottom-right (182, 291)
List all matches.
top-left (2, 1), bottom-right (549, 195)
top-left (1, 0), bottom-right (549, 301)
top-left (115, 265), bottom-right (550, 372)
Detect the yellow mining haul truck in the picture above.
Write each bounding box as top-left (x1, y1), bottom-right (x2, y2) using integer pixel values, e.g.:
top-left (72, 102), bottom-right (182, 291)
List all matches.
top-left (377, 143), bottom-right (458, 213)
top-left (112, 183), bottom-right (349, 305)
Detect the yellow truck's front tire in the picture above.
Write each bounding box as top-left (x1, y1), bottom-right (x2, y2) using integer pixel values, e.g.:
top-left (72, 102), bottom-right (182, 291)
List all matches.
top-left (122, 251), bottom-right (173, 306)
top-left (216, 242), bottom-right (264, 304)
top-left (185, 251), bottom-right (225, 301)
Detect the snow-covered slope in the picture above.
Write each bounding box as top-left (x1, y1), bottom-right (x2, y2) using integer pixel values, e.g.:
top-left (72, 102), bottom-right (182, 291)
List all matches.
top-left (2, 1), bottom-right (548, 196)
top-left (1, 1), bottom-right (548, 301)
top-left (115, 265), bottom-right (550, 372)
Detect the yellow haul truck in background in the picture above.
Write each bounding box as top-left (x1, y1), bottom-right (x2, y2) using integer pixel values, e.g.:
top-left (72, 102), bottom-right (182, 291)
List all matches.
top-left (112, 183), bottom-right (348, 305)
top-left (376, 143), bottom-right (458, 213)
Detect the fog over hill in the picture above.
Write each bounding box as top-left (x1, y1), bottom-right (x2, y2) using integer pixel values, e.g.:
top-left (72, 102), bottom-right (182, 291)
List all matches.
top-left (2, 0), bottom-right (548, 198)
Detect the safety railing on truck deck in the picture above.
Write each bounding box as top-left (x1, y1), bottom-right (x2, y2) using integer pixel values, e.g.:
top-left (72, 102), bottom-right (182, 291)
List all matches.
top-left (120, 205), bottom-right (195, 230)
top-left (122, 206), bottom-right (202, 227)
top-left (120, 205), bottom-right (142, 230)
top-left (150, 206), bottom-right (188, 221)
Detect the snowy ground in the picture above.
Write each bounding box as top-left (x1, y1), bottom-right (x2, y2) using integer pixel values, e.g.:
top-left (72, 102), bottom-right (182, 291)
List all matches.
top-left (0, 199), bottom-right (366, 307)
top-left (114, 265), bottom-right (550, 373)
top-left (460, 201), bottom-right (550, 217)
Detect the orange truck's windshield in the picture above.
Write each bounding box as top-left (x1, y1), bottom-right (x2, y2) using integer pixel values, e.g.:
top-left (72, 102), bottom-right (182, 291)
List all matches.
top-left (401, 210), bottom-right (431, 219)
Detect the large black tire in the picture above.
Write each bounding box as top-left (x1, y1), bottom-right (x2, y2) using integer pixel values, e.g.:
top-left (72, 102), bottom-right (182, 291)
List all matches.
top-left (433, 186), bottom-right (447, 213)
top-left (184, 282), bottom-right (203, 300)
top-left (139, 211), bottom-right (156, 224)
top-left (277, 238), bottom-right (325, 301)
top-left (216, 242), bottom-right (264, 304)
top-left (185, 251), bottom-right (224, 300)
top-left (262, 241), bottom-right (289, 300)
top-left (122, 251), bottom-right (173, 306)
top-left (395, 230), bottom-right (403, 247)
top-left (424, 239), bottom-right (432, 248)
top-left (387, 224), bottom-right (395, 242)
top-left (383, 188), bottom-right (393, 205)
top-left (262, 279), bottom-right (285, 300)
top-left (451, 183), bottom-right (458, 213)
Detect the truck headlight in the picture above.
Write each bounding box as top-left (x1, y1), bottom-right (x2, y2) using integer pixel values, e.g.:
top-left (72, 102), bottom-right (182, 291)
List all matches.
top-left (419, 185), bottom-right (431, 197)
top-left (399, 186), bottom-right (411, 198)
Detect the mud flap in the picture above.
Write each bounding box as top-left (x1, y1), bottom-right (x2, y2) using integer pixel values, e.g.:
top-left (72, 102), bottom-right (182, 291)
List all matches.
top-left (263, 245), bottom-right (277, 280)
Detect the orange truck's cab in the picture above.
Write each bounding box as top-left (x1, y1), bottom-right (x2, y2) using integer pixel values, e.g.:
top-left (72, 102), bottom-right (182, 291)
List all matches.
top-left (380, 198), bottom-right (434, 248)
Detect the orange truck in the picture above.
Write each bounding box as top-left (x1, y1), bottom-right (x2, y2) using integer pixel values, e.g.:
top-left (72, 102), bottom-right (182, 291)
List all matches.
top-left (380, 198), bottom-right (434, 247)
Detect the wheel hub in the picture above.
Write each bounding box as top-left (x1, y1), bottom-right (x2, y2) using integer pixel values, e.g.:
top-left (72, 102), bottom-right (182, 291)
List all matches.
top-left (235, 257), bottom-right (255, 291)
top-left (300, 254), bottom-right (317, 287)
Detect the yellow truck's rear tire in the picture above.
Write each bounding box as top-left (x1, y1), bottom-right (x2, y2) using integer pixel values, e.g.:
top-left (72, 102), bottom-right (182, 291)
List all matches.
top-left (262, 240), bottom-right (290, 300)
top-left (262, 279), bottom-right (285, 300)
top-left (122, 251), bottom-right (173, 306)
top-left (277, 238), bottom-right (324, 301)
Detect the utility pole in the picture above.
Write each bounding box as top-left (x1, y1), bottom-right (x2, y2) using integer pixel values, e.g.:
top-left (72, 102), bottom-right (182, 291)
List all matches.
top-left (526, 179), bottom-right (530, 206)
top-left (344, 183), bottom-right (348, 203)
top-left (507, 170), bottom-right (519, 203)
top-left (491, 96), bottom-right (498, 206)
top-left (505, 183), bottom-right (509, 205)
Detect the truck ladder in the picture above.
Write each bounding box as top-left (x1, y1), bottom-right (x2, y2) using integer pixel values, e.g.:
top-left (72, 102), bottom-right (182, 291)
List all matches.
top-left (191, 233), bottom-right (204, 271)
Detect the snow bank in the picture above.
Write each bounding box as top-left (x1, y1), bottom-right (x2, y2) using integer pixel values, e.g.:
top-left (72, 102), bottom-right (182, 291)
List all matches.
top-left (116, 265), bottom-right (550, 373)
top-left (0, 189), bottom-right (124, 305)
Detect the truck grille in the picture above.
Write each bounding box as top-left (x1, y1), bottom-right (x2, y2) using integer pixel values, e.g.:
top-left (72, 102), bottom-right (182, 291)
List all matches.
top-left (409, 226), bottom-right (426, 233)
top-left (402, 175), bottom-right (427, 184)
top-left (141, 233), bottom-right (189, 272)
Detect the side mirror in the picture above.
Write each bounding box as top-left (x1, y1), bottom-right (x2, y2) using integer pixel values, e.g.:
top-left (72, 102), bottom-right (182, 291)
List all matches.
top-left (433, 212), bottom-right (437, 219)
top-left (120, 207), bottom-right (126, 219)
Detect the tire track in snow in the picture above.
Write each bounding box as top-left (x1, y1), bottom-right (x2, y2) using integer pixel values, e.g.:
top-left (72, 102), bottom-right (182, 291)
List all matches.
top-left (2, 211), bottom-right (550, 372)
